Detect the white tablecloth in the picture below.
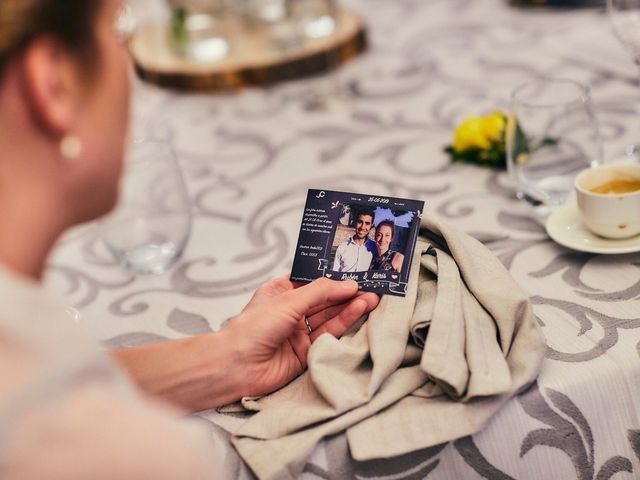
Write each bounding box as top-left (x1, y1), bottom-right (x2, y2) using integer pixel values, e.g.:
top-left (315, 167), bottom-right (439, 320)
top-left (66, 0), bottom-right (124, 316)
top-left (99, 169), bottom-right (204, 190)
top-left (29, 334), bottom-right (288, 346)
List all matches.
top-left (47, 0), bottom-right (640, 478)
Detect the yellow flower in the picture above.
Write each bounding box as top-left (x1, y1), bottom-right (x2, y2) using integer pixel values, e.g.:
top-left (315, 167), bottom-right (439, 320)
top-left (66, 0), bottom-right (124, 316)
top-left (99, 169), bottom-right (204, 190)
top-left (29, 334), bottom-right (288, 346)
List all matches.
top-left (453, 116), bottom-right (491, 152)
top-left (480, 111), bottom-right (506, 143)
top-left (447, 110), bottom-right (512, 169)
top-left (453, 112), bottom-right (507, 153)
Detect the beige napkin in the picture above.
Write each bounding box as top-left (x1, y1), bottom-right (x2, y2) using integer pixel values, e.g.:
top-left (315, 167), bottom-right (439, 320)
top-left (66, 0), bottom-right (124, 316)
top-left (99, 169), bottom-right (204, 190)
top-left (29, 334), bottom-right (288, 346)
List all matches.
top-left (231, 215), bottom-right (546, 480)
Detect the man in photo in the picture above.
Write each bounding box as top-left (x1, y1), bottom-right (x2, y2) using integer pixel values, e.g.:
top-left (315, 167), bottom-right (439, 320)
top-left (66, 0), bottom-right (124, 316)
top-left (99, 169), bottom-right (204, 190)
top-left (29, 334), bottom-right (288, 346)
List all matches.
top-left (332, 210), bottom-right (377, 272)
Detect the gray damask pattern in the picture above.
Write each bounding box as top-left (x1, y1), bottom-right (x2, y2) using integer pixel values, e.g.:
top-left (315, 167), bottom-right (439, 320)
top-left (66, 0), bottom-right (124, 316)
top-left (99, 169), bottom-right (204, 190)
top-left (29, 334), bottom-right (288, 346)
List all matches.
top-left (45, 0), bottom-right (640, 478)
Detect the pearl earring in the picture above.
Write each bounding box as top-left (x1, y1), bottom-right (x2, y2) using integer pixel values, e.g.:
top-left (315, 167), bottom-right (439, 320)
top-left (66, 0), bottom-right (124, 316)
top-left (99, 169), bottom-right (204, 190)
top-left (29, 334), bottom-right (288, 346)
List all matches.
top-left (60, 135), bottom-right (82, 161)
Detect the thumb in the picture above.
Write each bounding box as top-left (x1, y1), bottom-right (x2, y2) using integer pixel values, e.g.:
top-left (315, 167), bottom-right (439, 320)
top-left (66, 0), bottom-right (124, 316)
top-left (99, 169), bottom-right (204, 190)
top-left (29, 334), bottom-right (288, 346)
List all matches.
top-left (281, 278), bottom-right (359, 317)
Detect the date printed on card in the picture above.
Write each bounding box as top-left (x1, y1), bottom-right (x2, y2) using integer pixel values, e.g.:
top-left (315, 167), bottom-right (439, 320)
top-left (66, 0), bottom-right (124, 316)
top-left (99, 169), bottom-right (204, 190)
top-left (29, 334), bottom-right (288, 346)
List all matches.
top-left (290, 189), bottom-right (425, 296)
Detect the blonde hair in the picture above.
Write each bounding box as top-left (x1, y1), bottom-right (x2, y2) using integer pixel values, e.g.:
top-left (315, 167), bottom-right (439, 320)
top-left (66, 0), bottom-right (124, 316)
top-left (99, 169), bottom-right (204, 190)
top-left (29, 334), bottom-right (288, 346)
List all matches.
top-left (0, 0), bottom-right (102, 74)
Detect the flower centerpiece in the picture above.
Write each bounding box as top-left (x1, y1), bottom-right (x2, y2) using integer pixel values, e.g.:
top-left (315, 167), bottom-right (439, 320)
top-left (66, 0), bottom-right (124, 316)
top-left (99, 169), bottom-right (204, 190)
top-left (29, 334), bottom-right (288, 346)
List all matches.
top-left (444, 111), bottom-right (508, 169)
top-left (444, 111), bottom-right (558, 171)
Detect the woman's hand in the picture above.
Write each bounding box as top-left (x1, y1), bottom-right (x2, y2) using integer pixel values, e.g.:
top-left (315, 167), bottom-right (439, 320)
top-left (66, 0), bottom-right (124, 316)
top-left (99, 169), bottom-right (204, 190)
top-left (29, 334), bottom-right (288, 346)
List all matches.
top-left (227, 276), bottom-right (379, 398)
top-left (112, 276), bottom-right (378, 412)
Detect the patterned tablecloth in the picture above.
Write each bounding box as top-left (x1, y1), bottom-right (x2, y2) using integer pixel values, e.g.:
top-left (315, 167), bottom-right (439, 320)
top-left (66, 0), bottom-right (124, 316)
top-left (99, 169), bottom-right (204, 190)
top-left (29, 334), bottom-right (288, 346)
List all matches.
top-left (46, 0), bottom-right (640, 478)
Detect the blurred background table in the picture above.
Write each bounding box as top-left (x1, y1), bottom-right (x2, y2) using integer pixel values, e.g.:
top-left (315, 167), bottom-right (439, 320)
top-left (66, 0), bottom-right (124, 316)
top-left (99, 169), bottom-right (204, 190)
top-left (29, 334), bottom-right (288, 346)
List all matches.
top-left (130, 6), bottom-right (367, 89)
top-left (47, 0), bottom-right (640, 478)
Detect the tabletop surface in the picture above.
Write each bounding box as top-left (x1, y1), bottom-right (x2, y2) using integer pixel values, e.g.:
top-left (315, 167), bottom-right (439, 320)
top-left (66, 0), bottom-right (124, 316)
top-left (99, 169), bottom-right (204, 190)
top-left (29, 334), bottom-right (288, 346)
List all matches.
top-left (47, 1), bottom-right (640, 478)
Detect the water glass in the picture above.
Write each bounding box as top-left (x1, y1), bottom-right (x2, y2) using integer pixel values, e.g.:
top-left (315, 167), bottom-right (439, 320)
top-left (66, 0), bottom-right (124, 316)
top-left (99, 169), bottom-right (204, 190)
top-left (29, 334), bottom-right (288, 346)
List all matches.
top-left (506, 78), bottom-right (602, 208)
top-left (168, 0), bottom-right (230, 62)
top-left (290, 0), bottom-right (337, 39)
top-left (241, 0), bottom-right (289, 23)
top-left (100, 138), bottom-right (192, 275)
top-left (240, 0), bottom-right (337, 44)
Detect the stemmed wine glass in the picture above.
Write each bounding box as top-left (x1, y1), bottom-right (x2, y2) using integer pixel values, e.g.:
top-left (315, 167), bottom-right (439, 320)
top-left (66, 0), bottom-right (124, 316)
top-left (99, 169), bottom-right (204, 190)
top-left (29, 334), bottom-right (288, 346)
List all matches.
top-left (608, 0), bottom-right (640, 158)
top-left (608, 0), bottom-right (640, 64)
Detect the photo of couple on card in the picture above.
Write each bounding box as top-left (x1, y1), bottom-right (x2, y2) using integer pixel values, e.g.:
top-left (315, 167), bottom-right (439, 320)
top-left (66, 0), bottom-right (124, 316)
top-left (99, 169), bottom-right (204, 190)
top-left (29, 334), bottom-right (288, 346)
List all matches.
top-left (291, 190), bottom-right (424, 296)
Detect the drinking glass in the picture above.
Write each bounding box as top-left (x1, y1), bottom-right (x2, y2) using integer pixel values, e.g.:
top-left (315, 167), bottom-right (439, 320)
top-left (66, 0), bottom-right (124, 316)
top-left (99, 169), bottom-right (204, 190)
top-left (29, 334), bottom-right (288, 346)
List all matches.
top-left (168, 0), bottom-right (230, 62)
top-left (608, 0), bottom-right (640, 157)
top-left (238, 0), bottom-right (337, 51)
top-left (506, 78), bottom-right (602, 209)
top-left (242, 0), bottom-right (289, 23)
top-left (608, 0), bottom-right (640, 66)
top-left (100, 138), bottom-right (192, 275)
top-left (290, 0), bottom-right (337, 39)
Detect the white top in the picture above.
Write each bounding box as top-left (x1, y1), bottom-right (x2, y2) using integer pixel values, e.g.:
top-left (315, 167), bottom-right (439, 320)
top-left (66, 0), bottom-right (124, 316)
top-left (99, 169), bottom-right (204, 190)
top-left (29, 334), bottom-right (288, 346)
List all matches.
top-left (0, 266), bottom-right (221, 479)
top-left (332, 237), bottom-right (376, 272)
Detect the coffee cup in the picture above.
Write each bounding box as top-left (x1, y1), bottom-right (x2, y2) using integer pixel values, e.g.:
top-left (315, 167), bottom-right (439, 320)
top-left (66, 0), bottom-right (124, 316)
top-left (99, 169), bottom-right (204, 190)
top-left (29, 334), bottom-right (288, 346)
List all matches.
top-left (575, 163), bottom-right (640, 239)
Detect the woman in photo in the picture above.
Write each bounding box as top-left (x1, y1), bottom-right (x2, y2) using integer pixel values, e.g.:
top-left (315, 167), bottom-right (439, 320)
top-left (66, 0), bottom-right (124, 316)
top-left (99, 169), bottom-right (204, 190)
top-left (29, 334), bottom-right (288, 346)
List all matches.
top-left (370, 220), bottom-right (405, 273)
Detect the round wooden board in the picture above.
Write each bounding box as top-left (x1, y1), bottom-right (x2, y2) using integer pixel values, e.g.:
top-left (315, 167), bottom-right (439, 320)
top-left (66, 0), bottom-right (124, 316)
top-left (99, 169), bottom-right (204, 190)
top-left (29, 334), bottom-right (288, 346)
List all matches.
top-left (130, 8), bottom-right (367, 91)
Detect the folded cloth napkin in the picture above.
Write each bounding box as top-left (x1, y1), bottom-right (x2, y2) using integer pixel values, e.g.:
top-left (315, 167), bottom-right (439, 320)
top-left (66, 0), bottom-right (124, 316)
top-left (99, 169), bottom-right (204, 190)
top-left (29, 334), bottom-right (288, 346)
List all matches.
top-left (231, 215), bottom-right (546, 480)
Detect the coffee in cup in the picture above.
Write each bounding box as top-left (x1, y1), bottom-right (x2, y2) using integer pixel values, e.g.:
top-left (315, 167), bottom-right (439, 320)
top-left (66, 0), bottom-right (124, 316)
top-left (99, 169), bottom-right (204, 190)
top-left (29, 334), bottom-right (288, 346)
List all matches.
top-left (575, 164), bottom-right (640, 239)
top-left (587, 173), bottom-right (640, 195)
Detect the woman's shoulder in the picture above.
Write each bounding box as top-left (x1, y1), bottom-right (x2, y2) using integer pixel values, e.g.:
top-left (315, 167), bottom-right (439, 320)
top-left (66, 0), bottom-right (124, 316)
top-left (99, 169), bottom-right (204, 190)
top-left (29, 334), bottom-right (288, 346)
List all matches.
top-left (0, 264), bottom-right (130, 408)
top-left (0, 268), bottom-right (221, 479)
top-left (0, 265), bottom-right (104, 361)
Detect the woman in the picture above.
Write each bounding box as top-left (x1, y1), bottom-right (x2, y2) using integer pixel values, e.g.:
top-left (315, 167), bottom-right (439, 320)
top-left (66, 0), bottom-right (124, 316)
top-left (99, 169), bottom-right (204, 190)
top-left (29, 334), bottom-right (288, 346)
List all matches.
top-left (370, 220), bottom-right (405, 273)
top-left (0, 1), bottom-right (379, 478)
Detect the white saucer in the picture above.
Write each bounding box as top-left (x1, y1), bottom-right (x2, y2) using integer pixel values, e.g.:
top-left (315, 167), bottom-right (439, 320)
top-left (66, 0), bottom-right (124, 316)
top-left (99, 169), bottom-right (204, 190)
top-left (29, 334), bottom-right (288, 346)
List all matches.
top-left (545, 202), bottom-right (640, 254)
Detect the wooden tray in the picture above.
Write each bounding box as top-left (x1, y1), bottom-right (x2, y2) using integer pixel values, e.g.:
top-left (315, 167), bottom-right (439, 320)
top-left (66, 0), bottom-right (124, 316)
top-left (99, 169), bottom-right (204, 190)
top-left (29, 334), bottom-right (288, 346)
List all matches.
top-left (130, 8), bottom-right (367, 91)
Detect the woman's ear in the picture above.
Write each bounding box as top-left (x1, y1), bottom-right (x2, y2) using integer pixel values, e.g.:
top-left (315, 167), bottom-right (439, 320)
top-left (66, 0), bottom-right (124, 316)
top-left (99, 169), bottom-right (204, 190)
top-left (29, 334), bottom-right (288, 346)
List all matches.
top-left (19, 36), bottom-right (82, 136)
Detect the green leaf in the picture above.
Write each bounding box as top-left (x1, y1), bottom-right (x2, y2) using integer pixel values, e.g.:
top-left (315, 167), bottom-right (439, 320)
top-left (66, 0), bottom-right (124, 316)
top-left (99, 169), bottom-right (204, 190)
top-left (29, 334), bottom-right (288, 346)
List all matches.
top-left (444, 115), bottom-right (556, 171)
top-left (444, 141), bottom-right (506, 170)
top-left (170, 8), bottom-right (188, 47)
